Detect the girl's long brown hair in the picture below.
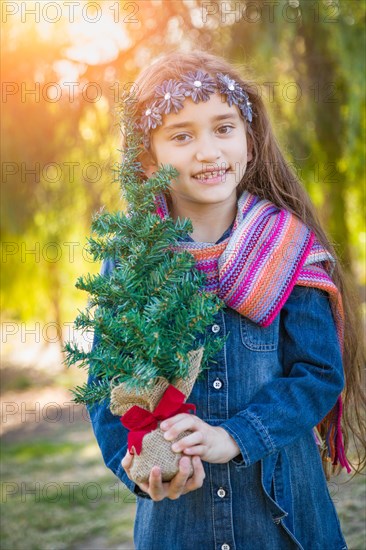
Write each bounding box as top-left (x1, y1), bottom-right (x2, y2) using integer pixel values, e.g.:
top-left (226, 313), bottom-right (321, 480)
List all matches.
top-left (123, 49), bottom-right (365, 479)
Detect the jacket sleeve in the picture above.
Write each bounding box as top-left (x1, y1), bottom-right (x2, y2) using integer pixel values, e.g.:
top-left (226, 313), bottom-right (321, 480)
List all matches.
top-left (86, 257), bottom-right (151, 499)
top-left (219, 285), bottom-right (345, 467)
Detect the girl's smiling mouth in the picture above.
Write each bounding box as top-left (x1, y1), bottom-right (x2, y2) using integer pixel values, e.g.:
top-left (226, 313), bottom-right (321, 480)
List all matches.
top-left (192, 168), bottom-right (228, 184)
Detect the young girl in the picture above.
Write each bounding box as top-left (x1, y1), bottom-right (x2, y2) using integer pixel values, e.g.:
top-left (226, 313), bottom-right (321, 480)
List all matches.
top-left (88, 50), bottom-right (365, 549)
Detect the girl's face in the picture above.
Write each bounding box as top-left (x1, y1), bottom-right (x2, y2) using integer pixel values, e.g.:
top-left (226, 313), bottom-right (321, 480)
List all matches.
top-left (144, 92), bottom-right (252, 209)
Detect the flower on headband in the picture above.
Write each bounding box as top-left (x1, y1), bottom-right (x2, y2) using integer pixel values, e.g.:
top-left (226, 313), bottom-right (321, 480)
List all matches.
top-left (216, 73), bottom-right (246, 107)
top-left (154, 79), bottom-right (186, 115)
top-left (181, 70), bottom-right (217, 103)
top-left (216, 72), bottom-right (253, 123)
top-left (240, 100), bottom-right (253, 123)
top-left (136, 70), bottom-right (253, 150)
top-left (139, 101), bottom-right (163, 133)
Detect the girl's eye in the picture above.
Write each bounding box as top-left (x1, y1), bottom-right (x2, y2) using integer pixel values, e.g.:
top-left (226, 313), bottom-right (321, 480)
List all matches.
top-left (171, 125), bottom-right (235, 142)
top-left (217, 124), bottom-right (235, 134)
top-left (172, 133), bottom-right (190, 142)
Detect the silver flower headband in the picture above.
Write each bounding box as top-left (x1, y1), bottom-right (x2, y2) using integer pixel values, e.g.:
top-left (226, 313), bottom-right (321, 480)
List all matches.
top-left (135, 70), bottom-right (253, 149)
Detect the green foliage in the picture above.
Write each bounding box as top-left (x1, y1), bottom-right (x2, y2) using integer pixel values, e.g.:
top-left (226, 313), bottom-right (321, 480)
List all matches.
top-left (64, 94), bottom-right (227, 406)
top-left (225, 0), bottom-right (365, 279)
top-left (70, 378), bottom-right (112, 406)
top-left (2, 1), bottom-right (364, 330)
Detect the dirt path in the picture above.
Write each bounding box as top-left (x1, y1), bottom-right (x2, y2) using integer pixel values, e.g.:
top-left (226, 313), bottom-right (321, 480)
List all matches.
top-left (1, 386), bottom-right (80, 440)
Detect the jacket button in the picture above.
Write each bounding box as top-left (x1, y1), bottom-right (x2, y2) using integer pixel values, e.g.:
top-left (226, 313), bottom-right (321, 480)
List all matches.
top-left (217, 487), bottom-right (226, 498)
top-left (211, 324), bottom-right (221, 333)
top-left (213, 379), bottom-right (223, 389)
top-left (221, 545), bottom-right (230, 550)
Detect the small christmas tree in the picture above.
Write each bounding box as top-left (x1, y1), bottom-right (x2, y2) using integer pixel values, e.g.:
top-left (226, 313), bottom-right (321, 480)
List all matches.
top-left (64, 92), bottom-right (227, 410)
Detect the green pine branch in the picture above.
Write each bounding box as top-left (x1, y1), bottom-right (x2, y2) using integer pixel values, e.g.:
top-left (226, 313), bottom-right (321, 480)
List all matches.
top-left (71, 379), bottom-right (111, 407)
top-left (64, 89), bottom-right (227, 406)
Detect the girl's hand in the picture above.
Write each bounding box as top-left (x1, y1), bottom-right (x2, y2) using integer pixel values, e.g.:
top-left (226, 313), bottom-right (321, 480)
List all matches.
top-left (160, 414), bottom-right (241, 464)
top-left (122, 449), bottom-right (206, 502)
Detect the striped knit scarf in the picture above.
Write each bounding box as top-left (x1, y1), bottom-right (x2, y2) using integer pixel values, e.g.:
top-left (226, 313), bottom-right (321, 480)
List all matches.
top-left (154, 189), bottom-right (351, 473)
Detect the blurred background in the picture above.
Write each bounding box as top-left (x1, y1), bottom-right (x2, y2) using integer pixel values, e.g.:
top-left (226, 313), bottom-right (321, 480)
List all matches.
top-left (1, 1), bottom-right (365, 548)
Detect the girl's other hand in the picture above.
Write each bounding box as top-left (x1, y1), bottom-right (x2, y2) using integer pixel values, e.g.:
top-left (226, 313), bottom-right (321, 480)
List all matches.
top-left (160, 414), bottom-right (240, 464)
top-left (121, 449), bottom-right (206, 501)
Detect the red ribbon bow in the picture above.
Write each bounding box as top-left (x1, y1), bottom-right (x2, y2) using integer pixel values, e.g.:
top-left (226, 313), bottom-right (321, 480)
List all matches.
top-left (120, 384), bottom-right (196, 455)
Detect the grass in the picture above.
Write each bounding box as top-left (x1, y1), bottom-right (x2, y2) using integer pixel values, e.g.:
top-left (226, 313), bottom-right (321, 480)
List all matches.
top-left (1, 415), bottom-right (136, 550)
top-left (334, 470), bottom-right (366, 550)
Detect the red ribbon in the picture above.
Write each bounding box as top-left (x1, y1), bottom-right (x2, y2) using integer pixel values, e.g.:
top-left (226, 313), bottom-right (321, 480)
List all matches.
top-left (120, 384), bottom-right (196, 455)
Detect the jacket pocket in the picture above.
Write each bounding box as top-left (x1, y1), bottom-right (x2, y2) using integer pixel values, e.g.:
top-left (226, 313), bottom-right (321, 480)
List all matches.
top-left (240, 314), bottom-right (280, 351)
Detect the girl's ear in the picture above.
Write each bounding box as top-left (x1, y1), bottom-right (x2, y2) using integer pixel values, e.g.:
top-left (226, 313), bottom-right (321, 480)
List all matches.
top-left (139, 148), bottom-right (158, 178)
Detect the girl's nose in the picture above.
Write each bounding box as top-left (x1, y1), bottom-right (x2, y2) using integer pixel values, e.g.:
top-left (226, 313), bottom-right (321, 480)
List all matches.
top-left (195, 135), bottom-right (221, 163)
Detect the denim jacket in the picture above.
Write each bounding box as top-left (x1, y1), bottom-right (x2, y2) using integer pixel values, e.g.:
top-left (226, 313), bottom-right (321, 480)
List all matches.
top-left (87, 223), bottom-right (348, 550)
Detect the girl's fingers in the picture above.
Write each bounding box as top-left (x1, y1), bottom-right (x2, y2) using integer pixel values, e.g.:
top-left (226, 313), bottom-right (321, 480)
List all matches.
top-left (137, 480), bottom-right (150, 493)
top-left (182, 456), bottom-right (206, 493)
top-left (163, 418), bottom-right (198, 441)
top-left (136, 456), bottom-right (204, 501)
top-left (183, 444), bottom-right (205, 455)
top-left (148, 466), bottom-right (166, 501)
top-left (122, 447), bottom-right (204, 500)
top-left (121, 449), bottom-right (133, 470)
top-left (160, 414), bottom-right (190, 431)
top-left (166, 457), bottom-right (192, 499)
top-left (171, 431), bottom-right (203, 452)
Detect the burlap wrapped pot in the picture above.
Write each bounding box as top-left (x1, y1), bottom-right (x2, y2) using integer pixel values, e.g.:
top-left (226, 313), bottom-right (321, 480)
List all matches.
top-left (110, 347), bottom-right (204, 484)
